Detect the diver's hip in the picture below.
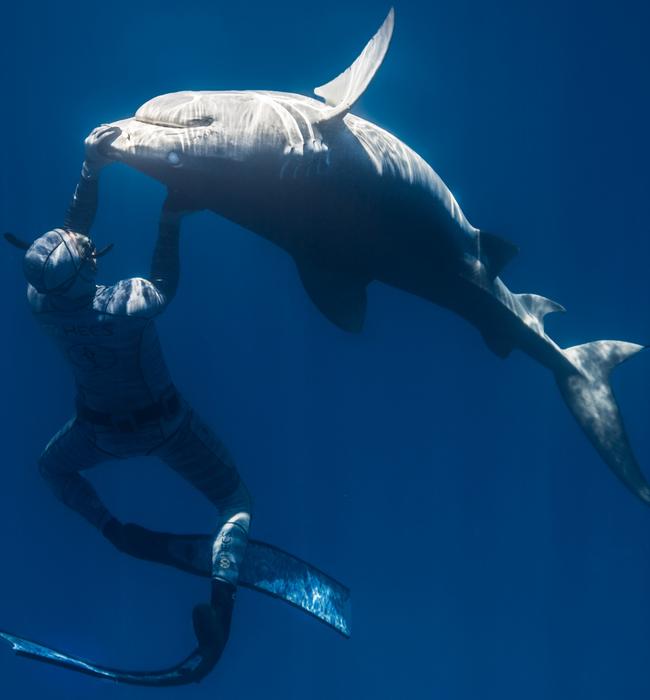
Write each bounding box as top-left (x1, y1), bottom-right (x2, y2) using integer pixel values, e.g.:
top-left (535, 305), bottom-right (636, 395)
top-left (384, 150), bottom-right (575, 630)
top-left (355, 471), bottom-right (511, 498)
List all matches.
top-left (74, 386), bottom-right (189, 456)
top-left (76, 386), bottom-right (181, 429)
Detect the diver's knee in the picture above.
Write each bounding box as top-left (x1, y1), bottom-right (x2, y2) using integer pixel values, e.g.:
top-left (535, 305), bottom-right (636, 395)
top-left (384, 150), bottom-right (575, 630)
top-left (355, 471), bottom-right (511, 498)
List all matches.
top-left (38, 452), bottom-right (58, 486)
top-left (38, 451), bottom-right (77, 503)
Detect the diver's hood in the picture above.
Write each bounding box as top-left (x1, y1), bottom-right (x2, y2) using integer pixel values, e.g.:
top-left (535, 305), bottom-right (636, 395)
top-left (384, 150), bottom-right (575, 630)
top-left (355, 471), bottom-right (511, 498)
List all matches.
top-left (23, 228), bottom-right (98, 298)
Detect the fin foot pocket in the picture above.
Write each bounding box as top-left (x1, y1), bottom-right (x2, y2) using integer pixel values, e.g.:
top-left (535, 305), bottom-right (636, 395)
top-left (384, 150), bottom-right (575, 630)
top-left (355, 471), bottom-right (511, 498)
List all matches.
top-left (192, 604), bottom-right (226, 653)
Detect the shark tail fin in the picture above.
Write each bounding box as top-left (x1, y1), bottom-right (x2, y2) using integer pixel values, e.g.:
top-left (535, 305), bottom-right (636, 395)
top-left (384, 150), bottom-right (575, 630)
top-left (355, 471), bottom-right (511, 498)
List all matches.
top-left (556, 340), bottom-right (650, 504)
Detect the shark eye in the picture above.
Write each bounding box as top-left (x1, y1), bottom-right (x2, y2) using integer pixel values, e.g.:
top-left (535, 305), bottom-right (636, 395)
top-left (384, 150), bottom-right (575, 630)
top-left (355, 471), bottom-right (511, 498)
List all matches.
top-left (167, 151), bottom-right (181, 166)
top-left (187, 117), bottom-right (214, 127)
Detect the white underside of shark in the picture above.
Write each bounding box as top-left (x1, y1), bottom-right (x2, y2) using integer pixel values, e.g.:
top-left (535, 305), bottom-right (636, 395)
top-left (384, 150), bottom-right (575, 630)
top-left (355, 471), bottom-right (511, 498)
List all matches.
top-left (103, 9), bottom-right (648, 506)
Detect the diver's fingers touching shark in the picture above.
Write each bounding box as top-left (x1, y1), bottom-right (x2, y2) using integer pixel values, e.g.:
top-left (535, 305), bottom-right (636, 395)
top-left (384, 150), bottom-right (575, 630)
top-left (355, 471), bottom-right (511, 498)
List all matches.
top-left (84, 125), bottom-right (122, 161)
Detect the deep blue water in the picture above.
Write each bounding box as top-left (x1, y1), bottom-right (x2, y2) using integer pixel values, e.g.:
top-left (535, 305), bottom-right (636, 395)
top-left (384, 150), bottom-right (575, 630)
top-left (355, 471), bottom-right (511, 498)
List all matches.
top-left (1, 1), bottom-right (649, 698)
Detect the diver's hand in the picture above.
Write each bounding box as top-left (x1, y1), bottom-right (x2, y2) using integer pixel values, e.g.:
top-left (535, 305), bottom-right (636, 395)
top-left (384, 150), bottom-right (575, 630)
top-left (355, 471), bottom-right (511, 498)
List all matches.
top-left (82, 125), bottom-right (121, 179)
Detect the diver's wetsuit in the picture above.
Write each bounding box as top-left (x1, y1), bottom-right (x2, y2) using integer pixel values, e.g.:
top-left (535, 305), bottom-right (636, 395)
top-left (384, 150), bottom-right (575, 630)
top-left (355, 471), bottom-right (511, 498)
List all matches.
top-left (30, 168), bottom-right (250, 588)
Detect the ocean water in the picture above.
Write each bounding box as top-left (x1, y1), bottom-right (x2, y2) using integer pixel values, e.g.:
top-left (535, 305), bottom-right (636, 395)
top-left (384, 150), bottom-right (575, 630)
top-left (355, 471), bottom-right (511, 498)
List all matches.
top-left (1, 1), bottom-right (649, 698)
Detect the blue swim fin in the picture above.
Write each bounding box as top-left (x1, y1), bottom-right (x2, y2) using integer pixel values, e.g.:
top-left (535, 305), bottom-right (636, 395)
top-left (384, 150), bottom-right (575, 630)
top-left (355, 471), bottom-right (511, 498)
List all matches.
top-left (0, 538), bottom-right (350, 686)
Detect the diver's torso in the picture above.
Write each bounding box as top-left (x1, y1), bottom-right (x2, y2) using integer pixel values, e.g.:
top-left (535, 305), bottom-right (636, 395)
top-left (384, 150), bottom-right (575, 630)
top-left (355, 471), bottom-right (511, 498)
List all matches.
top-left (28, 280), bottom-right (173, 413)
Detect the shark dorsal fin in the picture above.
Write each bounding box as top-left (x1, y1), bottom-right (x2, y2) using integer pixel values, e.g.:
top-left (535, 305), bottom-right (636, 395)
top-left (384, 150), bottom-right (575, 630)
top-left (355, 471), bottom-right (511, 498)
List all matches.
top-left (479, 231), bottom-right (519, 279)
top-left (314, 8), bottom-right (395, 123)
top-left (516, 293), bottom-right (566, 332)
top-left (517, 293), bottom-right (566, 320)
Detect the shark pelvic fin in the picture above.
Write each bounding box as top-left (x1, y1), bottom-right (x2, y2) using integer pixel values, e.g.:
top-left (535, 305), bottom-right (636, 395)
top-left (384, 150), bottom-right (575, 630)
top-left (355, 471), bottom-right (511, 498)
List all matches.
top-left (516, 293), bottom-right (565, 330)
top-left (479, 231), bottom-right (519, 279)
top-left (556, 341), bottom-right (650, 505)
top-left (480, 328), bottom-right (514, 358)
top-left (314, 8), bottom-right (395, 122)
top-left (295, 257), bottom-right (368, 332)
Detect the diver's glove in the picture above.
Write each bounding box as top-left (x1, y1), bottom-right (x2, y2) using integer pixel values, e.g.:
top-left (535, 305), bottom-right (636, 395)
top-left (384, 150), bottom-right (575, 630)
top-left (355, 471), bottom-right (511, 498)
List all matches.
top-left (82, 125), bottom-right (121, 180)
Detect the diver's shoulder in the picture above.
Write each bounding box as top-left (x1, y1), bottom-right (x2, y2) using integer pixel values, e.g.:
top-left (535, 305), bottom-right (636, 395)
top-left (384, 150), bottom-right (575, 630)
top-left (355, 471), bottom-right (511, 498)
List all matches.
top-left (27, 284), bottom-right (50, 313)
top-left (95, 278), bottom-right (165, 318)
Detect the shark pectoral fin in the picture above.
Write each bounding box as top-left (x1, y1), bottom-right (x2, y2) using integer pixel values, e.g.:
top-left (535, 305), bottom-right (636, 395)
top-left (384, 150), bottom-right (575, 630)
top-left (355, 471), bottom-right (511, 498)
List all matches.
top-left (295, 258), bottom-right (368, 332)
top-left (479, 231), bottom-right (519, 279)
top-left (314, 8), bottom-right (395, 122)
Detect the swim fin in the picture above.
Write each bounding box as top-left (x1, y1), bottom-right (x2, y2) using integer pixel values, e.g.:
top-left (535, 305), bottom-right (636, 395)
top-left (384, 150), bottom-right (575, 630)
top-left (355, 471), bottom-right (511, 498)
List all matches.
top-left (104, 522), bottom-right (351, 636)
top-left (0, 534), bottom-right (350, 686)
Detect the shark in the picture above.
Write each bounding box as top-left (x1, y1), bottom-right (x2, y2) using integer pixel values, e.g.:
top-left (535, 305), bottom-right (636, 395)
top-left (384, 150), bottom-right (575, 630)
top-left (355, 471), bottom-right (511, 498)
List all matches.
top-left (103, 9), bottom-right (649, 505)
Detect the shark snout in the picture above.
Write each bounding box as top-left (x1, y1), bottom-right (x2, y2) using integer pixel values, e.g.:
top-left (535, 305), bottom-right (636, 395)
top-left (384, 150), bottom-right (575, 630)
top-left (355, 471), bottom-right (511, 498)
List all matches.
top-left (103, 118), bottom-right (139, 158)
top-left (103, 117), bottom-right (186, 167)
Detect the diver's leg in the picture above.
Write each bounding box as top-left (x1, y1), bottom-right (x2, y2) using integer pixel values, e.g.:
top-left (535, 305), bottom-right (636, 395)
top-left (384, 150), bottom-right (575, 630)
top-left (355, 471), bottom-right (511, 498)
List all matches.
top-left (150, 410), bottom-right (251, 655)
top-left (103, 410), bottom-right (251, 587)
top-left (38, 418), bottom-right (112, 532)
top-left (154, 410), bottom-right (251, 587)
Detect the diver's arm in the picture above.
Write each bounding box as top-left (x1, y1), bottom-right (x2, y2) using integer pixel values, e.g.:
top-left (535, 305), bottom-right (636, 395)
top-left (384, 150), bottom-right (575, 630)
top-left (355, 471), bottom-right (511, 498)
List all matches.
top-left (63, 169), bottom-right (99, 235)
top-left (64, 126), bottom-right (120, 234)
top-left (149, 197), bottom-right (183, 305)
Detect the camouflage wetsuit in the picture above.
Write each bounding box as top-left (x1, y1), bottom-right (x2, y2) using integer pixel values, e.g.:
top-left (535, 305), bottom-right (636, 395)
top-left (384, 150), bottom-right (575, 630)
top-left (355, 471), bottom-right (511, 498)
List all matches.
top-left (26, 143), bottom-right (250, 588)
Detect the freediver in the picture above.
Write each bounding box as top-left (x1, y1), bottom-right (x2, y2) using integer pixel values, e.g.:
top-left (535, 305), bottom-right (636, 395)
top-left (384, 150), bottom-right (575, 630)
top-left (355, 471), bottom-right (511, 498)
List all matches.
top-left (7, 125), bottom-right (251, 664)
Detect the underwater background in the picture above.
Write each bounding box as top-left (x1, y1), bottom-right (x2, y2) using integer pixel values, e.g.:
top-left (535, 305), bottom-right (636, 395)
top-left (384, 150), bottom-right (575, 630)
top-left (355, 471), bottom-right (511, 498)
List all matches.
top-left (1, 0), bottom-right (649, 697)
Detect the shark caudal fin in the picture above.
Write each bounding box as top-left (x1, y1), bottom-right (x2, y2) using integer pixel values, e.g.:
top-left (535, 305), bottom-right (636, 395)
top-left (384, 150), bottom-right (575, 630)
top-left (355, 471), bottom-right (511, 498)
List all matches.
top-left (556, 340), bottom-right (650, 504)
